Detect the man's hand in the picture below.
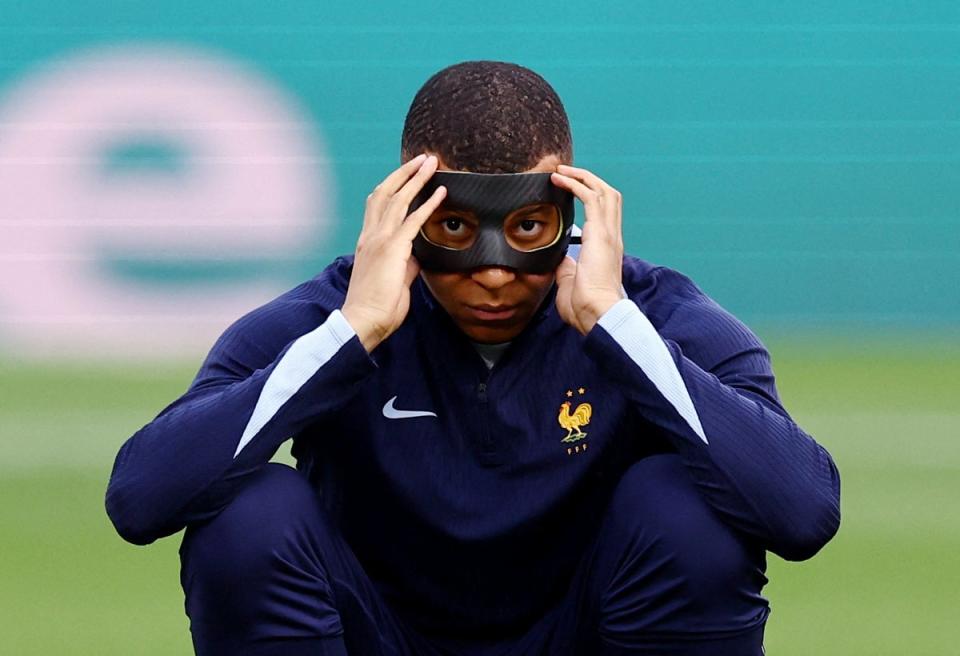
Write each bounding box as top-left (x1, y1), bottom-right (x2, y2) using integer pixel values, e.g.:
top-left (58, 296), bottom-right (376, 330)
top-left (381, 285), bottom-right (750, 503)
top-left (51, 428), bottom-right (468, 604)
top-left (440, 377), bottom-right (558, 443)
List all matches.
top-left (551, 164), bottom-right (626, 335)
top-left (342, 154), bottom-right (446, 352)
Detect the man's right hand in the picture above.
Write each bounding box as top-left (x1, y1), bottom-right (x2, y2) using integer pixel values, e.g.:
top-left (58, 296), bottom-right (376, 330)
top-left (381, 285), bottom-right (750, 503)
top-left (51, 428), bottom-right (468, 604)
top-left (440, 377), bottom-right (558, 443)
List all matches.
top-left (341, 154), bottom-right (446, 353)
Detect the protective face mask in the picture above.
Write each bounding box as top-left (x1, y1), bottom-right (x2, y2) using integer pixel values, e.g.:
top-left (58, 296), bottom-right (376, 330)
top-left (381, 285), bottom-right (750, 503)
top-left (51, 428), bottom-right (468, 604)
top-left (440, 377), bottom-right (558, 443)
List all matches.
top-left (410, 171), bottom-right (575, 273)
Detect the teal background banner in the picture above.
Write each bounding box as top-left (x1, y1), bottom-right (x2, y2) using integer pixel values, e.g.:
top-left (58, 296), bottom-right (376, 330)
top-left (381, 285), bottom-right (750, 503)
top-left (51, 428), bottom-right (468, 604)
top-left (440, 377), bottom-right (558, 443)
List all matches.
top-left (1, 1), bottom-right (958, 350)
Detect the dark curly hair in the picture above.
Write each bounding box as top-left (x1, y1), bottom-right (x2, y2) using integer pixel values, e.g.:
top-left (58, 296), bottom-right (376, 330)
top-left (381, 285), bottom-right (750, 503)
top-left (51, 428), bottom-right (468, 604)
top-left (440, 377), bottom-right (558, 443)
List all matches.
top-left (401, 61), bottom-right (573, 173)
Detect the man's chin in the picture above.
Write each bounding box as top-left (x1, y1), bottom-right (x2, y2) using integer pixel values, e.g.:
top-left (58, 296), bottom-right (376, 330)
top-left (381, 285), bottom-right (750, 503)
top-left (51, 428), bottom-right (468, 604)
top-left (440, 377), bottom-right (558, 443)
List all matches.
top-left (457, 317), bottom-right (528, 344)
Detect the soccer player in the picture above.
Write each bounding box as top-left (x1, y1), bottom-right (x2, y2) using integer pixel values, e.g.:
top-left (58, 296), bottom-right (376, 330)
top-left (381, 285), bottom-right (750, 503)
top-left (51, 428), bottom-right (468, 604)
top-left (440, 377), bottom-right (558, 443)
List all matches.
top-left (106, 61), bottom-right (841, 655)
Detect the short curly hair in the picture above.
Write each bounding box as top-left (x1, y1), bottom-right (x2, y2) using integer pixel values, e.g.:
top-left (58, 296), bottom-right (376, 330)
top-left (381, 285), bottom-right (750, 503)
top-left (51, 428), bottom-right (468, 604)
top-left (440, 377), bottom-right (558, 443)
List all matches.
top-left (401, 61), bottom-right (573, 173)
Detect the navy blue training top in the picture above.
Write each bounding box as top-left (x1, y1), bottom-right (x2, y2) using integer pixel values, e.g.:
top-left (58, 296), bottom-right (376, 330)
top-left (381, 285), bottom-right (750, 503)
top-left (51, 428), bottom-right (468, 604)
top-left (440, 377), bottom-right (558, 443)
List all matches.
top-left (106, 255), bottom-right (841, 636)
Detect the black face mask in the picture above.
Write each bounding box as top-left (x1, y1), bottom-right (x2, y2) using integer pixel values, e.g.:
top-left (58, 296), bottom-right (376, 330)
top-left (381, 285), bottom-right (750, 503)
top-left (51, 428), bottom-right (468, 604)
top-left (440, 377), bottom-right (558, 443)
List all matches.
top-left (409, 171), bottom-right (575, 273)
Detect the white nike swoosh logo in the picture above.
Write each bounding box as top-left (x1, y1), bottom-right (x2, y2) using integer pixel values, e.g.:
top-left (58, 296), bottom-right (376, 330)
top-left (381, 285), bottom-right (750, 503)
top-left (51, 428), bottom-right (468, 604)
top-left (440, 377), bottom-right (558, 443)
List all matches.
top-left (382, 396), bottom-right (437, 420)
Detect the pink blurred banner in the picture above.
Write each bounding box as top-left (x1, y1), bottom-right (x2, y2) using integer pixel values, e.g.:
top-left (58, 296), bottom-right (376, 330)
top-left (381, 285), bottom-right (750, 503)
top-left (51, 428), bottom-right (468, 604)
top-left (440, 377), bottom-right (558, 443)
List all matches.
top-left (0, 44), bottom-right (335, 358)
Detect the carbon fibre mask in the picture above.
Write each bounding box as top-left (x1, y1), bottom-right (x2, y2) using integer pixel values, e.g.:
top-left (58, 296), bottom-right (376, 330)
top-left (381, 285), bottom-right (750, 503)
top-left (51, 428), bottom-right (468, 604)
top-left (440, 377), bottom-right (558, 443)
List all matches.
top-left (409, 171), bottom-right (575, 273)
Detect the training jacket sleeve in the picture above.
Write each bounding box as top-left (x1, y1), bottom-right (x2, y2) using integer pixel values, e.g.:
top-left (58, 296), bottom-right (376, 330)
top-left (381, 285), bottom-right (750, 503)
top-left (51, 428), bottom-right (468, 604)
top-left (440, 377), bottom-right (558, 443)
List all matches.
top-left (106, 259), bottom-right (376, 545)
top-left (584, 263), bottom-right (841, 561)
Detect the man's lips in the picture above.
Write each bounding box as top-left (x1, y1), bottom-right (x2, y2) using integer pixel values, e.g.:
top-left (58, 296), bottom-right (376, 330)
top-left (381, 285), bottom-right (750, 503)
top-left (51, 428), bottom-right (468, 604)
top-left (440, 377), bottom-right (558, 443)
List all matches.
top-left (465, 304), bottom-right (519, 321)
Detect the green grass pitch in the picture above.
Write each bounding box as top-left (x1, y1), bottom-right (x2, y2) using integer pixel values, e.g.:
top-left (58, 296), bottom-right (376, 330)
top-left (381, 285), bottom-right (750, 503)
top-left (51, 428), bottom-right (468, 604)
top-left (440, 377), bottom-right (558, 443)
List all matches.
top-left (2, 336), bottom-right (958, 654)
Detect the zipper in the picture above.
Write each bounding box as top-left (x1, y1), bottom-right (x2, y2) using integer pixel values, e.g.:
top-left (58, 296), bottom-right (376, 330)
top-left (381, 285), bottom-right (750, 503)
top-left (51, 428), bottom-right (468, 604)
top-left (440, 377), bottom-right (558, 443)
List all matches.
top-left (476, 379), bottom-right (496, 459)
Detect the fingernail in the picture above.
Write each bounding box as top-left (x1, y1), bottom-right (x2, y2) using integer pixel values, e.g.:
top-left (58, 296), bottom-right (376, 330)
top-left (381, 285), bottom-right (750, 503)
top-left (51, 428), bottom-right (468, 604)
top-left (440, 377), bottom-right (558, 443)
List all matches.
top-left (413, 153), bottom-right (427, 163)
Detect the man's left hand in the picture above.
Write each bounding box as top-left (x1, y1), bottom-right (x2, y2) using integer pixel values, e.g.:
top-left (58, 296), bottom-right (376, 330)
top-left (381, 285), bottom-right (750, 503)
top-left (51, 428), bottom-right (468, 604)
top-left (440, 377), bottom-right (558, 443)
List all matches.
top-left (551, 164), bottom-right (626, 335)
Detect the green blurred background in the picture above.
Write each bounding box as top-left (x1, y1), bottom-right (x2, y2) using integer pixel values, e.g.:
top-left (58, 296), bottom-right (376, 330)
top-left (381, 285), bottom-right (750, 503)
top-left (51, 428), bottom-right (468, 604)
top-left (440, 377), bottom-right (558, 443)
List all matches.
top-left (1, 1), bottom-right (958, 654)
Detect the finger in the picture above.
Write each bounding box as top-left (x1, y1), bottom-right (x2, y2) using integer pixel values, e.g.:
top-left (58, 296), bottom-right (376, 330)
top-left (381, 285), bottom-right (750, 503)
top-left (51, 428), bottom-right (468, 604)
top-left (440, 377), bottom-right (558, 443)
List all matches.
top-left (556, 166), bottom-right (622, 217)
top-left (552, 172), bottom-right (610, 231)
top-left (386, 155), bottom-right (439, 223)
top-left (614, 189), bottom-right (623, 235)
top-left (398, 184), bottom-right (446, 242)
top-left (553, 172), bottom-right (620, 239)
top-left (551, 172), bottom-right (597, 205)
top-left (366, 154), bottom-right (429, 223)
top-left (554, 255), bottom-right (578, 329)
top-left (555, 254), bottom-right (577, 285)
top-left (378, 153), bottom-right (429, 196)
top-left (556, 164), bottom-right (607, 191)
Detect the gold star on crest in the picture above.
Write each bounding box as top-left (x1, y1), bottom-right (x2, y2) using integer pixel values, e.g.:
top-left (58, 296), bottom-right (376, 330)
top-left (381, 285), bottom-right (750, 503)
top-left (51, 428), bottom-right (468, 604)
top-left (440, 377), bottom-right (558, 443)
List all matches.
top-left (566, 390), bottom-right (574, 397)
top-left (578, 387), bottom-right (586, 395)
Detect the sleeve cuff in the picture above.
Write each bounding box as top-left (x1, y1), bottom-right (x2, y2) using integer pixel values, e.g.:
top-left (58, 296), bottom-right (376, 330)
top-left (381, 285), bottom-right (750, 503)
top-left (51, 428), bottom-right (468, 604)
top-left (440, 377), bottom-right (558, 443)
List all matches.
top-left (592, 299), bottom-right (708, 444)
top-left (596, 298), bottom-right (641, 334)
top-left (325, 309), bottom-right (358, 346)
top-left (234, 310), bottom-right (371, 457)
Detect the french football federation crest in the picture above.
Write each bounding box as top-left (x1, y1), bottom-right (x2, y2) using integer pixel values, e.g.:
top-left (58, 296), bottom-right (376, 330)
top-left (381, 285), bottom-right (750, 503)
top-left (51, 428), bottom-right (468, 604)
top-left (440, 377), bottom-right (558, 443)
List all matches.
top-left (558, 387), bottom-right (592, 455)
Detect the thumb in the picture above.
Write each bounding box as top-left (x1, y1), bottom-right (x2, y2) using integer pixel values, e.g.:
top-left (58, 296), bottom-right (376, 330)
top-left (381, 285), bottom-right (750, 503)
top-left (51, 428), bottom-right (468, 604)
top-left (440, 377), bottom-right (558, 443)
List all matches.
top-left (554, 256), bottom-right (579, 331)
top-left (404, 255), bottom-right (421, 288)
top-left (555, 255), bottom-right (577, 289)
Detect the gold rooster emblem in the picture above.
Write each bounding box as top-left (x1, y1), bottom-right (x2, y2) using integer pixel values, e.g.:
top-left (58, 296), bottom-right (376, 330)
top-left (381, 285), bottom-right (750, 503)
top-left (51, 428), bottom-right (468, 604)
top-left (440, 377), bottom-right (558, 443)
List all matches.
top-left (558, 400), bottom-right (592, 443)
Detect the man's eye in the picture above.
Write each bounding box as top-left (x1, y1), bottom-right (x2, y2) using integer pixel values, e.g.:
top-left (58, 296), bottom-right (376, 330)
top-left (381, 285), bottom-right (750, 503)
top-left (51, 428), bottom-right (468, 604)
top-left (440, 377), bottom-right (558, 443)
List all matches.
top-left (443, 218), bottom-right (464, 232)
top-left (519, 219), bottom-right (539, 232)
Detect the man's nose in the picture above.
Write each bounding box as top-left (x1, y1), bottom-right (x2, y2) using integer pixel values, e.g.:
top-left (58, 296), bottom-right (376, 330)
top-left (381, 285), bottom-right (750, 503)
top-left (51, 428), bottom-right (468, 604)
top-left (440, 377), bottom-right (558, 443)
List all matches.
top-left (470, 266), bottom-right (516, 289)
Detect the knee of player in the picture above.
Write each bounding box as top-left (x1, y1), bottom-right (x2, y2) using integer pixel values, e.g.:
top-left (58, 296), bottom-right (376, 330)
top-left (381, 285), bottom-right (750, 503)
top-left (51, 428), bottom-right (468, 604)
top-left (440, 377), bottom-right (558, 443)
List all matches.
top-left (604, 455), bottom-right (765, 595)
top-left (591, 456), bottom-right (769, 641)
top-left (180, 463), bottom-right (324, 583)
top-left (179, 464), bottom-right (343, 639)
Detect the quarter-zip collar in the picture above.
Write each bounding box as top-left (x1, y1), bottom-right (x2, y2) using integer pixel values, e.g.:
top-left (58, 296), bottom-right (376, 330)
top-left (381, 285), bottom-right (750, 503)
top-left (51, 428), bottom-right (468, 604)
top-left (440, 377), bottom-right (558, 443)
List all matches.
top-left (410, 276), bottom-right (565, 380)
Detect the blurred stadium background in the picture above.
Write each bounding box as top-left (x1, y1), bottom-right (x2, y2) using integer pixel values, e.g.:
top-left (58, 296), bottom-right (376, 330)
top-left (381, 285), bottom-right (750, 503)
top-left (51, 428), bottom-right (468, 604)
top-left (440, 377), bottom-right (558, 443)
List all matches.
top-left (1, 2), bottom-right (957, 654)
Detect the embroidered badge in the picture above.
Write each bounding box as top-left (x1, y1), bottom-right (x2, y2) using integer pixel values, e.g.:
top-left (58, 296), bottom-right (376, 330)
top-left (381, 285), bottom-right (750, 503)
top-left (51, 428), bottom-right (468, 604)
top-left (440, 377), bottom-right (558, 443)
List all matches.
top-left (558, 387), bottom-right (592, 455)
